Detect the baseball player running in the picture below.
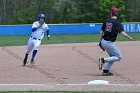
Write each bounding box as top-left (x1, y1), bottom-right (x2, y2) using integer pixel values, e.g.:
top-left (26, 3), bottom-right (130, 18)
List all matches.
top-left (98, 7), bottom-right (133, 76)
top-left (23, 13), bottom-right (50, 66)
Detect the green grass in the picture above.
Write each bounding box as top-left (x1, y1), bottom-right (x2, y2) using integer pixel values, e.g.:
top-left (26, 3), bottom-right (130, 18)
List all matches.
top-left (117, 33), bottom-right (140, 41)
top-left (0, 33), bottom-right (140, 46)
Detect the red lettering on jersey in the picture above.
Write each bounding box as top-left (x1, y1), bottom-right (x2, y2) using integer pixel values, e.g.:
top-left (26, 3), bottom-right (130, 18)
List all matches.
top-left (105, 22), bottom-right (113, 32)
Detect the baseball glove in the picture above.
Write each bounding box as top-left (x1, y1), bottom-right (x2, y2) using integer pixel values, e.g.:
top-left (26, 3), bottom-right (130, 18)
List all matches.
top-left (99, 42), bottom-right (105, 51)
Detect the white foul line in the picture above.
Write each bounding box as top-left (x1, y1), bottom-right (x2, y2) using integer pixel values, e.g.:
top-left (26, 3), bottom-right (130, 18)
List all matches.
top-left (0, 84), bottom-right (47, 86)
top-left (0, 83), bottom-right (140, 87)
top-left (57, 84), bottom-right (140, 87)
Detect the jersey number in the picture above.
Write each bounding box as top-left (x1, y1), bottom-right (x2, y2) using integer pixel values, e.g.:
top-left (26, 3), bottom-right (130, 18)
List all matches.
top-left (105, 23), bottom-right (112, 32)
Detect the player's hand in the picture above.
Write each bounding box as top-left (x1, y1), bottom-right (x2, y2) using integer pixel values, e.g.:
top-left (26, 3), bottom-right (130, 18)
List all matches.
top-left (129, 36), bottom-right (134, 41)
top-left (38, 24), bottom-right (42, 28)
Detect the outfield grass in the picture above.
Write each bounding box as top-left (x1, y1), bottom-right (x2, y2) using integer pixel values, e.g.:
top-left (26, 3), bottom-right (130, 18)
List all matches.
top-left (0, 33), bottom-right (140, 46)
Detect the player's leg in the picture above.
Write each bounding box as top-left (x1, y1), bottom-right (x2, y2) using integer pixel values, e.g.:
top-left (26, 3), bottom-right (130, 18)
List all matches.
top-left (99, 48), bottom-right (115, 75)
top-left (23, 38), bottom-right (34, 66)
top-left (99, 39), bottom-right (122, 75)
top-left (102, 60), bottom-right (115, 76)
top-left (101, 53), bottom-right (115, 76)
top-left (104, 42), bottom-right (122, 62)
top-left (104, 47), bottom-right (122, 76)
top-left (101, 39), bottom-right (122, 62)
top-left (31, 40), bottom-right (41, 64)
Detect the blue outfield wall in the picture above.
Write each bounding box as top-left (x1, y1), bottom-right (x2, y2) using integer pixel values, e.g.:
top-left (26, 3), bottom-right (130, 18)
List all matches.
top-left (0, 23), bottom-right (140, 36)
top-left (49, 24), bottom-right (101, 34)
top-left (0, 25), bottom-right (31, 35)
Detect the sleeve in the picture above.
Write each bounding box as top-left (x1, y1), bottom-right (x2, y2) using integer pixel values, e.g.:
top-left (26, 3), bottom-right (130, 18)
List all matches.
top-left (117, 21), bottom-right (124, 33)
top-left (32, 22), bottom-right (38, 28)
top-left (32, 28), bottom-right (38, 32)
top-left (32, 22), bottom-right (38, 32)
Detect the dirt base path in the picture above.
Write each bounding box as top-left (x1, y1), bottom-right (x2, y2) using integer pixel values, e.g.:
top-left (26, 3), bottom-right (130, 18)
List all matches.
top-left (0, 41), bottom-right (140, 92)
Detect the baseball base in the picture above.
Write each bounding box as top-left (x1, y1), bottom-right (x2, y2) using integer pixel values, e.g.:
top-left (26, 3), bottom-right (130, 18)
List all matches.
top-left (88, 80), bottom-right (109, 85)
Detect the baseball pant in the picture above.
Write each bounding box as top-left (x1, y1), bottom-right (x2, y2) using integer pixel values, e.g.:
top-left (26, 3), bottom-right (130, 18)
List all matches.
top-left (101, 39), bottom-right (122, 70)
top-left (26, 37), bottom-right (41, 54)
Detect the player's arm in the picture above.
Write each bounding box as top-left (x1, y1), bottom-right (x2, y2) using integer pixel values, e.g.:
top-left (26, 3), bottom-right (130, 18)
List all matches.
top-left (32, 22), bottom-right (42, 32)
top-left (120, 31), bottom-right (133, 40)
top-left (99, 21), bottom-right (106, 42)
top-left (99, 30), bottom-right (105, 51)
top-left (118, 22), bottom-right (133, 40)
top-left (32, 28), bottom-right (38, 32)
top-left (32, 26), bottom-right (42, 32)
top-left (98, 21), bottom-right (106, 51)
top-left (99, 30), bottom-right (104, 42)
top-left (45, 24), bottom-right (50, 40)
top-left (46, 29), bottom-right (50, 40)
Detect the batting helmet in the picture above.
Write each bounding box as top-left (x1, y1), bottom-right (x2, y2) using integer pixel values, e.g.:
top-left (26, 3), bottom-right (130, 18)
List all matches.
top-left (39, 13), bottom-right (46, 19)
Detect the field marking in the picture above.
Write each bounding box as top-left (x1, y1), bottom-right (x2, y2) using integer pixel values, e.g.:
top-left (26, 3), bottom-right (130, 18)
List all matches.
top-left (57, 84), bottom-right (140, 87)
top-left (0, 83), bottom-right (140, 87)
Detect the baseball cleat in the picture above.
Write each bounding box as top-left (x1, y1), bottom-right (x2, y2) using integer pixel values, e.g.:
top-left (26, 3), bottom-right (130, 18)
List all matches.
top-left (30, 59), bottom-right (35, 64)
top-left (102, 72), bottom-right (114, 76)
top-left (98, 57), bottom-right (105, 70)
top-left (23, 58), bottom-right (27, 66)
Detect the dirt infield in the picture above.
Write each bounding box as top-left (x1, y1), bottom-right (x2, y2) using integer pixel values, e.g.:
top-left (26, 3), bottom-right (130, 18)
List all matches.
top-left (0, 41), bottom-right (140, 92)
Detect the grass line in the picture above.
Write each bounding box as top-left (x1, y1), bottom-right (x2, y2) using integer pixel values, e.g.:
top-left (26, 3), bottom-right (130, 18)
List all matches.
top-left (0, 33), bottom-right (140, 47)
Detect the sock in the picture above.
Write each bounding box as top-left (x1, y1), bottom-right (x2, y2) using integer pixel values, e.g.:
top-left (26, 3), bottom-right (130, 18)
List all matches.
top-left (31, 50), bottom-right (37, 61)
top-left (25, 53), bottom-right (29, 59)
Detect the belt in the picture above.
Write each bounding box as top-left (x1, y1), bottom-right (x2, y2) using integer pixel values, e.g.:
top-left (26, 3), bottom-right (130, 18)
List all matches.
top-left (104, 39), bottom-right (114, 42)
top-left (30, 36), bottom-right (41, 40)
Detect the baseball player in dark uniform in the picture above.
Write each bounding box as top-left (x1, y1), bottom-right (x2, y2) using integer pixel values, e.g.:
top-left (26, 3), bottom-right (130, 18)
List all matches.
top-left (98, 7), bottom-right (133, 76)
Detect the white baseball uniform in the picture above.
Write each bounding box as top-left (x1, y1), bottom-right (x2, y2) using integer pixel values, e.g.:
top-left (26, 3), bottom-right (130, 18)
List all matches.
top-left (26, 21), bottom-right (49, 54)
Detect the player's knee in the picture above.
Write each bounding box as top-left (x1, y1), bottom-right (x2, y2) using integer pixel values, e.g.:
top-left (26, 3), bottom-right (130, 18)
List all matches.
top-left (34, 47), bottom-right (39, 50)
